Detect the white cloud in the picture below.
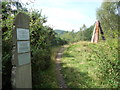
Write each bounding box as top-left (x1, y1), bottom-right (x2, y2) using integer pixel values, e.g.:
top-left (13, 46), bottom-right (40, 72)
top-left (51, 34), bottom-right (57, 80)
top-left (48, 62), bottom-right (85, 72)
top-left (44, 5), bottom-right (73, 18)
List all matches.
top-left (42, 7), bottom-right (85, 20)
top-left (23, 0), bottom-right (102, 31)
top-left (45, 20), bottom-right (78, 31)
top-left (41, 7), bottom-right (86, 31)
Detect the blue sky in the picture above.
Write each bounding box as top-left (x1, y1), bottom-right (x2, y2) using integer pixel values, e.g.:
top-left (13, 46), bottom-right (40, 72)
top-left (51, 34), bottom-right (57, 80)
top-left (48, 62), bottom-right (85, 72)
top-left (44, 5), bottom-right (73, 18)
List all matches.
top-left (22, 0), bottom-right (103, 31)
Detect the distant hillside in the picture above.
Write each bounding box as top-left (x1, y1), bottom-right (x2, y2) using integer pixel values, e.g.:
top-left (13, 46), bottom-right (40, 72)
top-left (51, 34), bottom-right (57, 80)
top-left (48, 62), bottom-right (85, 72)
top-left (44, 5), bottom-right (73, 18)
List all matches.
top-left (54, 29), bottom-right (68, 34)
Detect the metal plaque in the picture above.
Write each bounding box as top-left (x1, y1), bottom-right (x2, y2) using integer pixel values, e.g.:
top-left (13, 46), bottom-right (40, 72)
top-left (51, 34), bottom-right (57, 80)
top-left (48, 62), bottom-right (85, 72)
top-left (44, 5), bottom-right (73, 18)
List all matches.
top-left (17, 28), bottom-right (29, 40)
top-left (18, 53), bottom-right (31, 65)
top-left (17, 41), bottom-right (30, 53)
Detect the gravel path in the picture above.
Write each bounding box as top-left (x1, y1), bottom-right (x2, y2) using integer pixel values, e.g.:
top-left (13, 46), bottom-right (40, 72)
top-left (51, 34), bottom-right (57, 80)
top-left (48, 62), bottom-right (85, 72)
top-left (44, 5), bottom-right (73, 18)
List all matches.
top-left (55, 47), bottom-right (68, 88)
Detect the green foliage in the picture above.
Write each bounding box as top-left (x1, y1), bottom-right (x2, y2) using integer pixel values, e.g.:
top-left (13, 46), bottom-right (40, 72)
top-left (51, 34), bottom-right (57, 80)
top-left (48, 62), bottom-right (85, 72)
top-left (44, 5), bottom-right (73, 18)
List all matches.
top-left (96, 2), bottom-right (119, 39)
top-left (1, 2), bottom-right (14, 88)
top-left (29, 10), bottom-right (67, 70)
top-left (54, 29), bottom-right (67, 34)
top-left (2, 40), bottom-right (12, 89)
top-left (61, 40), bottom-right (119, 88)
top-left (2, 1), bottom-right (66, 88)
top-left (59, 25), bottom-right (93, 43)
top-left (32, 47), bottom-right (60, 88)
top-left (88, 39), bottom-right (119, 87)
top-left (29, 10), bottom-right (67, 88)
top-left (2, 1), bottom-right (119, 89)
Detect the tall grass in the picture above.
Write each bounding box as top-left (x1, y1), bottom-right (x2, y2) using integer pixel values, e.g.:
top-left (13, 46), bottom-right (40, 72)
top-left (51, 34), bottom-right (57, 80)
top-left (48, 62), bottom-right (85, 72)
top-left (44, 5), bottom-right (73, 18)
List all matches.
top-left (61, 39), bottom-right (119, 88)
top-left (32, 47), bottom-right (60, 88)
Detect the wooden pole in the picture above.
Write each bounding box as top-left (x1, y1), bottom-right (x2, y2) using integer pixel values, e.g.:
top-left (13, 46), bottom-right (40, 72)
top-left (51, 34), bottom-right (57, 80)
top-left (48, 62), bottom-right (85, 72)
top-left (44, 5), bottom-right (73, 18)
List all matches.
top-left (94, 21), bottom-right (99, 43)
top-left (91, 23), bottom-right (96, 43)
top-left (99, 21), bottom-right (105, 40)
top-left (12, 12), bottom-right (32, 88)
top-left (91, 20), bottom-right (105, 43)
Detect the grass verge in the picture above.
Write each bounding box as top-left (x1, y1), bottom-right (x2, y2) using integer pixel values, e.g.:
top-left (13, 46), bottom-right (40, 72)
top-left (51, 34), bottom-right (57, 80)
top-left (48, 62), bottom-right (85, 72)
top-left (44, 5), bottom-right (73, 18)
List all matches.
top-left (33, 46), bottom-right (61, 88)
top-left (61, 39), bottom-right (119, 88)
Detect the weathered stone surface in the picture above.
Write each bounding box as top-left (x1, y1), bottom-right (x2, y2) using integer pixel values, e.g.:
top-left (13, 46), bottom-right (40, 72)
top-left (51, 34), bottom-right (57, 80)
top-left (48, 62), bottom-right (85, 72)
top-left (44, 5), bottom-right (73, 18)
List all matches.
top-left (14, 12), bottom-right (30, 28)
top-left (12, 12), bottom-right (32, 88)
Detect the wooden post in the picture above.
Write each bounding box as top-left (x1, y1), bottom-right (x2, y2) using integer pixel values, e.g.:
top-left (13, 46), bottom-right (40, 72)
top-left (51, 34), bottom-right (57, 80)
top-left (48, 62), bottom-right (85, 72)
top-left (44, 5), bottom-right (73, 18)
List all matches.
top-left (12, 12), bottom-right (32, 88)
top-left (91, 21), bottom-right (100, 43)
top-left (99, 21), bottom-right (105, 40)
top-left (91, 20), bottom-right (105, 43)
top-left (91, 23), bottom-right (96, 43)
top-left (94, 21), bottom-right (99, 43)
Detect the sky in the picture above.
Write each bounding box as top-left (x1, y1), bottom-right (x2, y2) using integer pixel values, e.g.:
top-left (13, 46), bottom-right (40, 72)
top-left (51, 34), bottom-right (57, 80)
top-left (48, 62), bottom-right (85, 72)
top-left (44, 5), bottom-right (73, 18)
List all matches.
top-left (20, 0), bottom-right (103, 32)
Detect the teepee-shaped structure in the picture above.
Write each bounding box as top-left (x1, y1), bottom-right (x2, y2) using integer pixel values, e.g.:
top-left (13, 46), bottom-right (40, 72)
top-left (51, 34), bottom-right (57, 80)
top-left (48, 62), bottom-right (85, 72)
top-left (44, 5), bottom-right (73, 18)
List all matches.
top-left (91, 20), bottom-right (105, 43)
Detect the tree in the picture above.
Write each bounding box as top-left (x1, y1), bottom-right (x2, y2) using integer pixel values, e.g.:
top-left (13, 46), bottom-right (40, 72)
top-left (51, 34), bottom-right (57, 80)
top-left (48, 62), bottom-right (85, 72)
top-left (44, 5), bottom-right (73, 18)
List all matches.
top-left (96, 1), bottom-right (119, 38)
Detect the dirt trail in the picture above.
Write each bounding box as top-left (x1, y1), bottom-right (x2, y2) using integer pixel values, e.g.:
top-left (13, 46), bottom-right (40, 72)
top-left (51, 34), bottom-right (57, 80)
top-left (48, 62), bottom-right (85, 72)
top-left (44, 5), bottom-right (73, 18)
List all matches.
top-left (55, 46), bottom-right (68, 88)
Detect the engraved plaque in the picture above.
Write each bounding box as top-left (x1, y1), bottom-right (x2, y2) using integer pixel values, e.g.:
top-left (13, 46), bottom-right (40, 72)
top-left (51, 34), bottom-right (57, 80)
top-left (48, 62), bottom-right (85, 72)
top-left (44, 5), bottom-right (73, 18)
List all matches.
top-left (17, 41), bottom-right (30, 53)
top-left (18, 53), bottom-right (31, 65)
top-left (17, 28), bottom-right (29, 40)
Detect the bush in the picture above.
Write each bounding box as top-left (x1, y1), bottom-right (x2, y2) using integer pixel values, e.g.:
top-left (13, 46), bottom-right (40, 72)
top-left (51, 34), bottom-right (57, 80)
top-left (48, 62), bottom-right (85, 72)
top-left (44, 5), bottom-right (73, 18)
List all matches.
top-left (31, 48), bottom-right (51, 71)
top-left (88, 39), bottom-right (119, 87)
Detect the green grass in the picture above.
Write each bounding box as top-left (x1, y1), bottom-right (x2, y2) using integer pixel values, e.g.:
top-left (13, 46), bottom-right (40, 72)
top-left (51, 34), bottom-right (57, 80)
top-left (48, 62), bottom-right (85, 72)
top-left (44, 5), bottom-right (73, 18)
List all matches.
top-left (61, 40), bottom-right (119, 88)
top-left (33, 47), bottom-right (60, 88)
